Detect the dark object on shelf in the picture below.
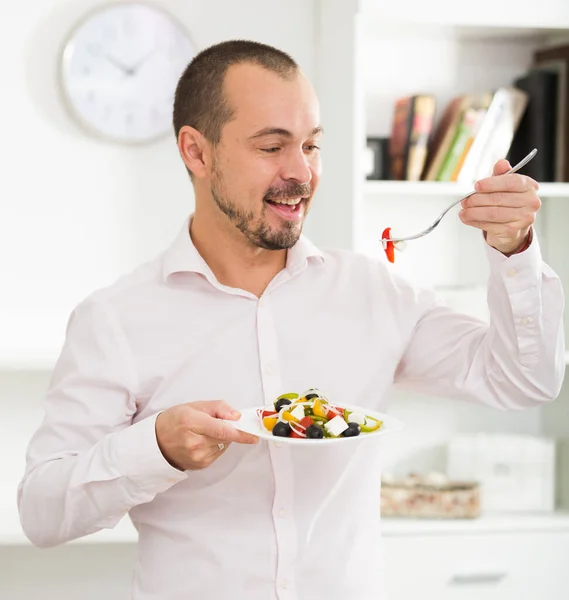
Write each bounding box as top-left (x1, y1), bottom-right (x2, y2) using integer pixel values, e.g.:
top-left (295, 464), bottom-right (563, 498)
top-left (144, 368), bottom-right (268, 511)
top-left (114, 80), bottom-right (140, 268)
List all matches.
top-left (533, 43), bottom-right (569, 182)
top-left (365, 137), bottom-right (389, 180)
top-left (509, 70), bottom-right (558, 182)
top-left (388, 95), bottom-right (436, 181)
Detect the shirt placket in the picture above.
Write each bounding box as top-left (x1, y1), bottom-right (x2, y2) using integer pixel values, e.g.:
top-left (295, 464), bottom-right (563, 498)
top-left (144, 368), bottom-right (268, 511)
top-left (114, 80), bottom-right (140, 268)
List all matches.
top-left (257, 293), bottom-right (298, 600)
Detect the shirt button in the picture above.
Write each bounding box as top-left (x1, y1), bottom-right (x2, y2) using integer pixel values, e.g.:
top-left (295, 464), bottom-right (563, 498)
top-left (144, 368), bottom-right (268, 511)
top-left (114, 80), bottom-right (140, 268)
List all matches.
top-left (274, 441), bottom-right (283, 448)
top-left (265, 364), bottom-right (274, 375)
top-left (518, 317), bottom-right (532, 326)
top-left (278, 508), bottom-right (286, 518)
top-left (506, 268), bottom-right (518, 277)
top-left (279, 580), bottom-right (288, 590)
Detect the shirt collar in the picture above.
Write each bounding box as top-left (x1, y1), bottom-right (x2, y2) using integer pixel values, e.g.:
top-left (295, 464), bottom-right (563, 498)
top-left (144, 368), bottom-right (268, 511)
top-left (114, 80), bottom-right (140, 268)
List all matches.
top-left (162, 216), bottom-right (325, 282)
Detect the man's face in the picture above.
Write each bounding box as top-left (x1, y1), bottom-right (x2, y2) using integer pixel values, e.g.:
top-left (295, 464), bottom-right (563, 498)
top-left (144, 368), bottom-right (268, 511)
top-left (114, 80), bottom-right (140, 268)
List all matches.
top-left (209, 63), bottom-right (322, 250)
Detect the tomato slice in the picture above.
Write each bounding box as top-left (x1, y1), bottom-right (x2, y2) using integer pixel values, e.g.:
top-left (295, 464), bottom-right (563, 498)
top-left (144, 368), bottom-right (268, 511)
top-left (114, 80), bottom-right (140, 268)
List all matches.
top-left (261, 410), bottom-right (278, 419)
top-left (381, 227), bottom-right (395, 263)
top-left (298, 416), bottom-right (314, 429)
top-left (327, 404), bottom-right (345, 417)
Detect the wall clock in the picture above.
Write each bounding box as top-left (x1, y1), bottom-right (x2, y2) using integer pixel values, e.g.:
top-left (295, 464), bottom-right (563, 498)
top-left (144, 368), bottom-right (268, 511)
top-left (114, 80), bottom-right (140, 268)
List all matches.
top-left (60, 3), bottom-right (196, 144)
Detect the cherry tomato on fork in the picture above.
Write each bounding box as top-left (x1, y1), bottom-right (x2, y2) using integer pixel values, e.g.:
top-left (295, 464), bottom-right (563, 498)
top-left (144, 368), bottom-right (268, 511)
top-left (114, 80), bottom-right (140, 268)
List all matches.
top-left (381, 227), bottom-right (395, 263)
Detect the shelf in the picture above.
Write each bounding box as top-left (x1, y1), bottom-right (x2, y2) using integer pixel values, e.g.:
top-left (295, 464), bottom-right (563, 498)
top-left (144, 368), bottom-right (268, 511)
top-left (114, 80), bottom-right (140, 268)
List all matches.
top-left (2, 514), bottom-right (137, 546)
top-left (6, 510), bottom-right (569, 545)
top-left (381, 511), bottom-right (569, 536)
top-left (0, 349), bottom-right (59, 371)
top-left (364, 181), bottom-right (569, 199)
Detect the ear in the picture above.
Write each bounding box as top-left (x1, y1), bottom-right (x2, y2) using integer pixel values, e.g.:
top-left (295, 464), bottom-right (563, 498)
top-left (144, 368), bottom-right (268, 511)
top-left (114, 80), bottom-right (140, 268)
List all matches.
top-left (178, 126), bottom-right (211, 179)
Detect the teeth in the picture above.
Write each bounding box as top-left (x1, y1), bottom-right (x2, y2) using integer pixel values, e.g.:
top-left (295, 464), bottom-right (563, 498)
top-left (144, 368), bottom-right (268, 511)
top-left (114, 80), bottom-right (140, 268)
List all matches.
top-left (270, 197), bottom-right (302, 205)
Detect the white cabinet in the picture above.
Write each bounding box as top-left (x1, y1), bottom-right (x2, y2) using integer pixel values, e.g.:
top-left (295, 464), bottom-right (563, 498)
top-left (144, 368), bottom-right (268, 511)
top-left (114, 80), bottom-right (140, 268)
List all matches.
top-left (383, 530), bottom-right (569, 600)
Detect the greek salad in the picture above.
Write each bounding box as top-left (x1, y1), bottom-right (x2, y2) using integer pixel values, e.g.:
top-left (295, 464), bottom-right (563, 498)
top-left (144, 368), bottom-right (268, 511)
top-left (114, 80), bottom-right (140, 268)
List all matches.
top-left (257, 389), bottom-right (383, 439)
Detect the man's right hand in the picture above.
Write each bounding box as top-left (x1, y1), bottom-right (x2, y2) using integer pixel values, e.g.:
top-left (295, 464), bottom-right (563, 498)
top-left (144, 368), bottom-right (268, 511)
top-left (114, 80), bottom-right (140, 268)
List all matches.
top-left (155, 401), bottom-right (258, 471)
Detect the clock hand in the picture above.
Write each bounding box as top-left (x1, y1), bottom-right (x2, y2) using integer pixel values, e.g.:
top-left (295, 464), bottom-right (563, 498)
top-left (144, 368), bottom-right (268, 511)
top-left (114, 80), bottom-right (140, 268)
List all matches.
top-left (128, 47), bottom-right (157, 75)
top-left (103, 54), bottom-right (132, 75)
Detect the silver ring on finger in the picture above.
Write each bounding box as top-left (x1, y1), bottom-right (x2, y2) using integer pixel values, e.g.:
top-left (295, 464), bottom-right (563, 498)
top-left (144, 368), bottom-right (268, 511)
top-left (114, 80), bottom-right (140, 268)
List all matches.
top-left (217, 443), bottom-right (225, 451)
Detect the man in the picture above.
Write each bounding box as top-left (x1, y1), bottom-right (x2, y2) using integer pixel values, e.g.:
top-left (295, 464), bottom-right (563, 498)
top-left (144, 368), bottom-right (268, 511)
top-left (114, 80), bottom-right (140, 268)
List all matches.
top-left (18, 40), bottom-right (565, 599)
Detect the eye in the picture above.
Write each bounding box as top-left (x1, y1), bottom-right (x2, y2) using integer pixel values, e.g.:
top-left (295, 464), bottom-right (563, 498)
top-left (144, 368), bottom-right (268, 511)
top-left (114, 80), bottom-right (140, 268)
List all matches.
top-left (304, 144), bottom-right (320, 152)
top-left (261, 147), bottom-right (281, 153)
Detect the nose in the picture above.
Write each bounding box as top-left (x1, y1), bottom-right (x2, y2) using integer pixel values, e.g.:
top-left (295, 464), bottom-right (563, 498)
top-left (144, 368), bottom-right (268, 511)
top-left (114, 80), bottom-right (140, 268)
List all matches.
top-left (281, 148), bottom-right (312, 185)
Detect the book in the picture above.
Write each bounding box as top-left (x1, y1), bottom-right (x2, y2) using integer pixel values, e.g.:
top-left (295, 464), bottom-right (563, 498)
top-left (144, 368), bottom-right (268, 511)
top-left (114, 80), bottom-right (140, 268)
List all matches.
top-left (423, 95), bottom-right (471, 181)
top-left (436, 107), bottom-right (487, 181)
top-left (388, 95), bottom-right (436, 181)
top-left (508, 70), bottom-right (558, 182)
top-left (456, 87), bottom-right (528, 184)
top-left (534, 43), bottom-right (569, 182)
top-left (423, 93), bottom-right (491, 181)
top-left (406, 95), bottom-right (436, 181)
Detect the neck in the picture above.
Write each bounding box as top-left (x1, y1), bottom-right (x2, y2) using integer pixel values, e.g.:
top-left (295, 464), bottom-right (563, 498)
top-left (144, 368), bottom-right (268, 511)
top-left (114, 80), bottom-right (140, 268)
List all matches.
top-left (190, 208), bottom-right (287, 298)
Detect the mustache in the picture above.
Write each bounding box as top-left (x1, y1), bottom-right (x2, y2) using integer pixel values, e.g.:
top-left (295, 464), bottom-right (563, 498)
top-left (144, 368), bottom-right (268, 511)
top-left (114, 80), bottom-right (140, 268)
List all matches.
top-left (264, 182), bottom-right (312, 201)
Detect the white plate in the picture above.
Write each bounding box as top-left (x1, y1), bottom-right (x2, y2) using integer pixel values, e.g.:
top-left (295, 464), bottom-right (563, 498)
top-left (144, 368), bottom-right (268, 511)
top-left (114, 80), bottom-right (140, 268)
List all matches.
top-left (224, 403), bottom-right (404, 445)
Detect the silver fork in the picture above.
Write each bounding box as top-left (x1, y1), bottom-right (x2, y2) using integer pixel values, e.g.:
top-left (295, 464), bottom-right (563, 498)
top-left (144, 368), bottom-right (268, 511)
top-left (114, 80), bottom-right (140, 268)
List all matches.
top-left (382, 148), bottom-right (538, 243)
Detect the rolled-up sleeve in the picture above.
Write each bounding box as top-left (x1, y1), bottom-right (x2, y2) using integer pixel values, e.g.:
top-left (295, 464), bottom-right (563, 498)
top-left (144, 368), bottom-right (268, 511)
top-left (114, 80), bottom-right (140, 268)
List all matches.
top-left (17, 298), bottom-right (187, 548)
top-left (394, 233), bottom-right (565, 409)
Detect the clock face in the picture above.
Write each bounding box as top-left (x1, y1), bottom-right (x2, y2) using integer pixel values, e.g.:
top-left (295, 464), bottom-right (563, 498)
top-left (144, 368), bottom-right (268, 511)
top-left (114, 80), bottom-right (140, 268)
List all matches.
top-left (61, 3), bottom-right (196, 144)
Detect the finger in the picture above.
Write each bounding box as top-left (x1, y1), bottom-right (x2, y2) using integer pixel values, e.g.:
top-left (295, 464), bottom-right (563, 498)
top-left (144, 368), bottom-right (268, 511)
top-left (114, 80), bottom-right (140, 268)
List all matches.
top-left (203, 442), bottom-right (230, 460)
top-left (459, 206), bottom-right (526, 224)
top-left (472, 172), bottom-right (539, 197)
top-left (189, 400), bottom-right (242, 421)
top-left (492, 158), bottom-right (512, 176)
top-left (190, 410), bottom-right (258, 445)
top-left (186, 442), bottom-right (230, 470)
top-left (463, 190), bottom-right (540, 214)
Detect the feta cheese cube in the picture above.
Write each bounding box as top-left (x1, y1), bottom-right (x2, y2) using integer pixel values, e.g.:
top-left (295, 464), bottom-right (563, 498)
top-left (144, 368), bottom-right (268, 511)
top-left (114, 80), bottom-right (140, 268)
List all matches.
top-left (289, 403), bottom-right (306, 422)
top-left (325, 415), bottom-right (349, 436)
top-left (347, 411), bottom-right (366, 425)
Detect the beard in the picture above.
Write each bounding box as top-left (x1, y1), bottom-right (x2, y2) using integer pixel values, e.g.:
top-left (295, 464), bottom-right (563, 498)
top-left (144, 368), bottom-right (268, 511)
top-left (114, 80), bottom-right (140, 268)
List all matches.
top-left (210, 156), bottom-right (312, 251)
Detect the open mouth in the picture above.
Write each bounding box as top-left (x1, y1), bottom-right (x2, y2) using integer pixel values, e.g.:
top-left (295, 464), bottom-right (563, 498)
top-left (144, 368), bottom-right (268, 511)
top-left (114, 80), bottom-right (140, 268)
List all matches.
top-left (264, 197), bottom-right (308, 221)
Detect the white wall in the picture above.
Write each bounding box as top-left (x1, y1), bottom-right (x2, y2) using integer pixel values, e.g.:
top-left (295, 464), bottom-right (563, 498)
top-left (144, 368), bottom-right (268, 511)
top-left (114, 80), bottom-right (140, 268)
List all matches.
top-left (0, 1), bottom-right (316, 598)
top-left (0, 0), bottom-right (316, 359)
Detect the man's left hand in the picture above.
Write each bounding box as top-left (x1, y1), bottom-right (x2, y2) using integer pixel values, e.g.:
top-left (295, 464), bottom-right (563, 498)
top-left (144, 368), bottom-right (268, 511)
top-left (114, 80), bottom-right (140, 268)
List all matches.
top-left (459, 159), bottom-right (541, 255)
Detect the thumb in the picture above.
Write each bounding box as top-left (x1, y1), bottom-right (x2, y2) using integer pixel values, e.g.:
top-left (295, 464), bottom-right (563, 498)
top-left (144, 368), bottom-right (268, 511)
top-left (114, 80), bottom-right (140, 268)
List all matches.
top-left (492, 158), bottom-right (511, 176)
top-left (189, 400), bottom-right (241, 421)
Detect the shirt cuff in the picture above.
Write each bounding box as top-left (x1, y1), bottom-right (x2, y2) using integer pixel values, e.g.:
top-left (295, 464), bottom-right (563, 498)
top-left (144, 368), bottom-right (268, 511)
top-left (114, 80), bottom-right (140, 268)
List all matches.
top-left (113, 412), bottom-right (188, 492)
top-left (484, 230), bottom-right (545, 366)
top-left (484, 228), bottom-right (542, 287)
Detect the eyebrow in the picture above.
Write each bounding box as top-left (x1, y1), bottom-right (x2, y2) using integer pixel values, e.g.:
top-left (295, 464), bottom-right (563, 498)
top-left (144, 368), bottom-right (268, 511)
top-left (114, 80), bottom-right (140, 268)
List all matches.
top-left (248, 126), bottom-right (324, 140)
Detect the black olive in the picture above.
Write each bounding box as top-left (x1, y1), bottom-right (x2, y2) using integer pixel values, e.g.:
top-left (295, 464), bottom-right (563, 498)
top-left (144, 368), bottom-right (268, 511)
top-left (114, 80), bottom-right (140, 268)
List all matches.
top-left (272, 422), bottom-right (292, 437)
top-left (305, 424), bottom-right (324, 439)
top-left (305, 393), bottom-right (319, 401)
top-left (274, 398), bottom-right (292, 412)
top-left (342, 422), bottom-right (360, 437)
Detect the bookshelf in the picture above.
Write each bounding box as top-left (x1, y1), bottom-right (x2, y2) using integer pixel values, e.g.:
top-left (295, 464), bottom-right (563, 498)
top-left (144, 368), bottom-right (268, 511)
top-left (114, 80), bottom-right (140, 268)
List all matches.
top-left (310, 5), bottom-right (569, 582)
top-left (364, 181), bottom-right (569, 199)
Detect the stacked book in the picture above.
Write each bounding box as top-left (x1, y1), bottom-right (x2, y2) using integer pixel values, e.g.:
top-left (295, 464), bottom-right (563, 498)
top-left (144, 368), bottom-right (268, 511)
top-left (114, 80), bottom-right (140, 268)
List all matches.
top-left (383, 42), bottom-right (569, 184)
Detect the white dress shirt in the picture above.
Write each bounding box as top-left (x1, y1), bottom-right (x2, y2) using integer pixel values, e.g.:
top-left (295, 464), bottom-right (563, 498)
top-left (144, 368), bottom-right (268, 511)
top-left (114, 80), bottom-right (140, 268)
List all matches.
top-left (18, 218), bottom-right (565, 599)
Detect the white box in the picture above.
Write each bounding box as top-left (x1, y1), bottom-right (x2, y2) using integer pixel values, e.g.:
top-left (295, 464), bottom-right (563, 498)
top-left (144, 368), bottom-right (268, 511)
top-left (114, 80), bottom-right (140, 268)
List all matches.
top-left (446, 433), bottom-right (556, 512)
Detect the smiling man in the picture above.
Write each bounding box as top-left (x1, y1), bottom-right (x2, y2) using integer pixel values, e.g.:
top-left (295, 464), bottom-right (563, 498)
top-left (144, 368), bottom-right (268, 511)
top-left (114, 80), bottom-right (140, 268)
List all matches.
top-left (18, 40), bottom-right (565, 600)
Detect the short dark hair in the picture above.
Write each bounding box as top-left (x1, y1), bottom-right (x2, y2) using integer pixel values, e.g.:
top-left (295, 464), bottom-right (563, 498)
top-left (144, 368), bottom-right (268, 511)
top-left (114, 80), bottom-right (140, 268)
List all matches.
top-left (173, 40), bottom-right (298, 145)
